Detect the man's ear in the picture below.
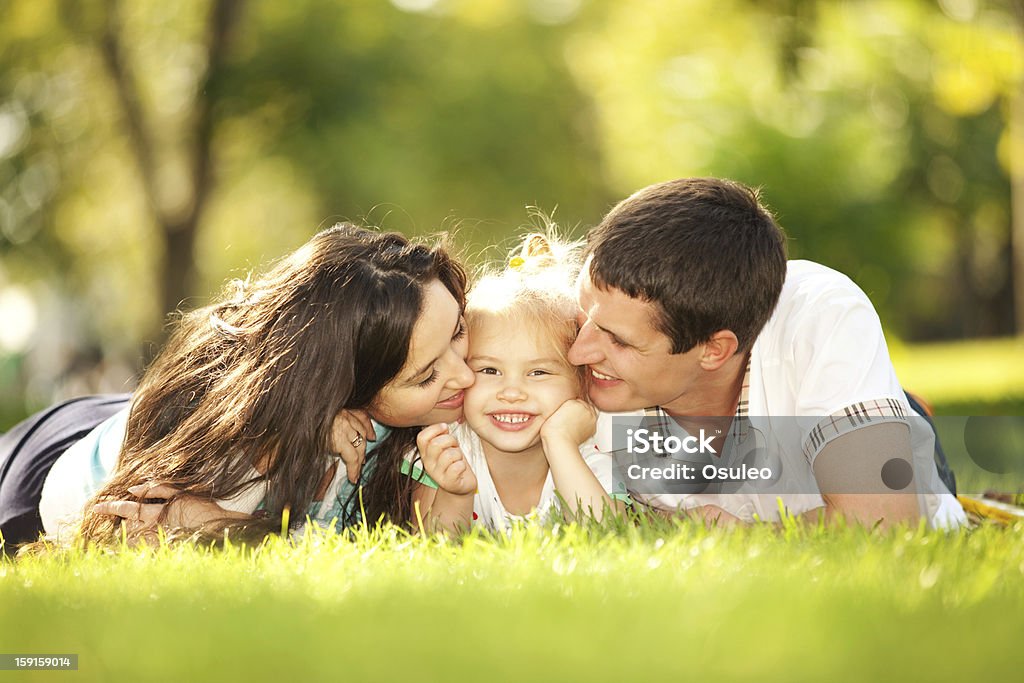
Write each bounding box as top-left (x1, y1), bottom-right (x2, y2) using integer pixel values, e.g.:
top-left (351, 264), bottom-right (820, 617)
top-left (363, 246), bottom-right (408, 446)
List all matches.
top-left (699, 330), bottom-right (740, 371)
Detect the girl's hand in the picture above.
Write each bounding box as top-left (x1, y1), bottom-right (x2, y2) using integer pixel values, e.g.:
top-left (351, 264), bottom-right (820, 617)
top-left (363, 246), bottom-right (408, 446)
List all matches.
top-left (541, 399), bottom-right (597, 447)
top-left (331, 409), bottom-right (376, 484)
top-left (416, 424), bottom-right (477, 496)
top-left (92, 484), bottom-right (251, 543)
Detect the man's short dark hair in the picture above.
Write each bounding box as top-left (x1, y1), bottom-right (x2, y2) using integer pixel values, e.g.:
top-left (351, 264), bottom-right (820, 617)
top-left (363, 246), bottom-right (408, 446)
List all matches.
top-left (586, 177), bottom-right (787, 354)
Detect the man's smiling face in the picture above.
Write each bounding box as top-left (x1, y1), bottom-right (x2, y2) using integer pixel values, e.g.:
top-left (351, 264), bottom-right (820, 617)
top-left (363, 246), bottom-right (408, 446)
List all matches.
top-left (567, 259), bottom-right (703, 413)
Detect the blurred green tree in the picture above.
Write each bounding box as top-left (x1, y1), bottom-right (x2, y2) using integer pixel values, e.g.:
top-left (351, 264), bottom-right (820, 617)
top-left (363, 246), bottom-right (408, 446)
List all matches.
top-left (0, 0), bottom-right (610, 420)
top-left (0, 0), bottom-right (1019, 425)
top-left (567, 0), bottom-right (1020, 339)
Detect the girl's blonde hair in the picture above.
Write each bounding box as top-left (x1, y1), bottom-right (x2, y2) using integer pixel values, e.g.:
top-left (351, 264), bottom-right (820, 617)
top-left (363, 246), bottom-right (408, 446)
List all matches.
top-left (467, 231), bottom-right (582, 375)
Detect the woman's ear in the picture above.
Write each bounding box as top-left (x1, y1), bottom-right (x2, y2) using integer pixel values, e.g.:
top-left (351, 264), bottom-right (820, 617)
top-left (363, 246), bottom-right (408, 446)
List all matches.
top-left (699, 330), bottom-right (740, 371)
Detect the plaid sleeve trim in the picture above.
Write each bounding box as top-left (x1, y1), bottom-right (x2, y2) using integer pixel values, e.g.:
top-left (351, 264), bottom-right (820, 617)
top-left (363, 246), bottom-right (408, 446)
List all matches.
top-left (802, 398), bottom-right (910, 463)
top-left (735, 354), bottom-right (751, 418)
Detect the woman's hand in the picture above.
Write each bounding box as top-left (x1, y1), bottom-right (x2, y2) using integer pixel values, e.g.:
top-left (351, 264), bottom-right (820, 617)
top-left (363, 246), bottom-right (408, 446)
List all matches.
top-left (331, 409), bottom-right (376, 484)
top-left (541, 399), bottom-right (597, 448)
top-left (416, 424), bottom-right (477, 496)
top-left (91, 484), bottom-right (251, 543)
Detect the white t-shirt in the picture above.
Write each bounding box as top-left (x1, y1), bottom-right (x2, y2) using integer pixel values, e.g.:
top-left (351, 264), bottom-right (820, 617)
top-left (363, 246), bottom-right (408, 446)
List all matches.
top-left (38, 407), bottom-right (375, 541)
top-left (594, 260), bottom-right (966, 529)
top-left (40, 408), bottom-right (130, 541)
top-left (402, 422), bottom-right (629, 532)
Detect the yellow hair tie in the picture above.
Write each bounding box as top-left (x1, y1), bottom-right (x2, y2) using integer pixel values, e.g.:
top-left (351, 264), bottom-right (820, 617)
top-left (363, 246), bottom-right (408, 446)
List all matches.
top-left (509, 256), bottom-right (525, 270)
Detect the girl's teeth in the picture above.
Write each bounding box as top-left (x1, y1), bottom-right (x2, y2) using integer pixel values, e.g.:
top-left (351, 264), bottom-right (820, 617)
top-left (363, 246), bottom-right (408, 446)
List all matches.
top-left (592, 370), bottom-right (615, 380)
top-left (494, 414), bottom-right (531, 424)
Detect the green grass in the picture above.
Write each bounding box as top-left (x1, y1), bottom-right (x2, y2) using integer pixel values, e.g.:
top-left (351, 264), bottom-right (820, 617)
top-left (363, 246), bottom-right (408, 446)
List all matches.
top-left (2, 337), bottom-right (1021, 681)
top-left (930, 394), bottom-right (1024, 416)
top-left (2, 520), bottom-right (1023, 682)
top-left (891, 337), bottom-right (1024, 410)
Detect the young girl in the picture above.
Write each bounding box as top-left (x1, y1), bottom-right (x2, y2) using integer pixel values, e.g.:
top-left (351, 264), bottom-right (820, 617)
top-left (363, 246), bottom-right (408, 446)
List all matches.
top-left (402, 233), bottom-right (629, 533)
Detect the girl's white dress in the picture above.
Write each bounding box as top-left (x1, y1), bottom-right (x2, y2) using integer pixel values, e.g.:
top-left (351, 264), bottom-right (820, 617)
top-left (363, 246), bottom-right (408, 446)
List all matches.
top-left (402, 421), bottom-right (629, 532)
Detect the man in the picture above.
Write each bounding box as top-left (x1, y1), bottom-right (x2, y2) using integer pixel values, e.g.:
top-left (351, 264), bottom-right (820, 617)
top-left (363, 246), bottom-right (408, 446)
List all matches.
top-left (570, 177), bottom-right (965, 528)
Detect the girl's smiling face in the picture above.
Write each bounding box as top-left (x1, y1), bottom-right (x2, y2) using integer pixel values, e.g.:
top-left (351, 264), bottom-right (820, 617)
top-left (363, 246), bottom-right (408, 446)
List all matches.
top-left (463, 313), bottom-right (580, 454)
top-left (370, 279), bottom-right (474, 427)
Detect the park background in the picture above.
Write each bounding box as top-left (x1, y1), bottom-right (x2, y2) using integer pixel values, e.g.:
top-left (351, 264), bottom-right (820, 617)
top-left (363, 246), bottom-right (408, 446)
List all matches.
top-left (2, 0), bottom-right (1023, 424)
top-left (2, 4), bottom-right (1024, 682)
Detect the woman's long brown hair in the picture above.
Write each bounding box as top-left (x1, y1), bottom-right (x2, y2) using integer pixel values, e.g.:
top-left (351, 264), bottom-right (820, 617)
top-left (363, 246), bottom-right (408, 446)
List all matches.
top-left (78, 223), bottom-right (466, 544)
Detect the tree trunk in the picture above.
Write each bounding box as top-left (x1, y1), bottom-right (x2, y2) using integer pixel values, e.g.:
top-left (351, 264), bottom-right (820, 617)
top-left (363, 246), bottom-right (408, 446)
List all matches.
top-left (91, 0), bottom-right (244, 344)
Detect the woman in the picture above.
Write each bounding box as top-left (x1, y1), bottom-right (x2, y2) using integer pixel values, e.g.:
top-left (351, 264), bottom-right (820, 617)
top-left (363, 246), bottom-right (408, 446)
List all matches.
top-left (0, 223), bottom-right (473, 549)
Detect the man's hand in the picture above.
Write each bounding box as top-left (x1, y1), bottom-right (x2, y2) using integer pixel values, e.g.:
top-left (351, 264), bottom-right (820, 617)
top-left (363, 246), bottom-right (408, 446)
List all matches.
top-left (416, 424), bottom-right (477, 496)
